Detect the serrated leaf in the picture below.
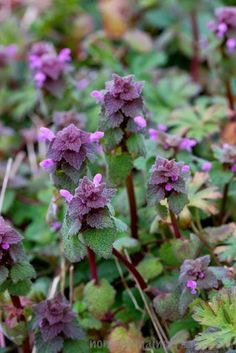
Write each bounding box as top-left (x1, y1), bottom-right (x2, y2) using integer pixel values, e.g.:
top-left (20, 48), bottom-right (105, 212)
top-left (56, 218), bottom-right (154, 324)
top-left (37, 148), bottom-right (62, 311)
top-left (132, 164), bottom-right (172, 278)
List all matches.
top-left (168, 192), bottom-right (189, 215)
top-left (10, 262), bottom-right (36, 283)
top-left (8, 279), bottom-right (32, 295)
top-left (62, 212), bottom-right (81, 237)
top-left (63, 339), bottom-right (89, 353)
top-left (0, 266), bottom-right (8, 285)
top-left (106, 153), bottom-right (133, 184)
top-left (104, 128), bottom-right (123, 150)
top-left (63, 234), bottom-right (86, 263)
top-left (127, 134), bottom-right (146, 157)
top-left (83, 228), bottom-right (117, 258)
top-left (35, 331), bottom-right (63, 353)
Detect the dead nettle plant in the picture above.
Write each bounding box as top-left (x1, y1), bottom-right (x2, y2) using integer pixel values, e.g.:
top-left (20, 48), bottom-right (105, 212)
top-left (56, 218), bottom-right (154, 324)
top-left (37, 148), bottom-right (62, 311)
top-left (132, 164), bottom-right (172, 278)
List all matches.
top-left (39, 74), bottom-right (170, 352)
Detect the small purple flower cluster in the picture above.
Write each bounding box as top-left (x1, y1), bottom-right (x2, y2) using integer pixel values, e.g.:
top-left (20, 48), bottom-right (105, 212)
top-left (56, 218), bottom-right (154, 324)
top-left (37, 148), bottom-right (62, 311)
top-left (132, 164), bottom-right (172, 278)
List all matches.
top-left (215, 143), bottom-right (236, 172)
top-left (149, 127), bottom-right (197, 153)
top-left (0, 216), bottom-right (23, 263)
top-left (93, 73), bottom-right (146, 135)
top-left (53, 111), bottom-right (85, 130)
top-left (179, 255), bottom-right (218, 295)
top-left (39, 124), bottom-right (103, 183)
top-left (208, 7), bottom-right (236, 54)
top-left (29, 41), bottom-right (71, 90)
top-left (34, 294), bottom-right (83, 343)
top-left (147, 156), bottom-right (189, 205)
top-left (61, 174), bottom-right (115, 231)
top-left (0, 44), bottom-right (17, 67)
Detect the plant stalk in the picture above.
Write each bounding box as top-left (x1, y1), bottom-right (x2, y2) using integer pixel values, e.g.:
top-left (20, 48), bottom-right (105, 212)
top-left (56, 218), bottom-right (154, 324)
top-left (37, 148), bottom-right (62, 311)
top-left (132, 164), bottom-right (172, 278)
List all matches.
top-left (126, 172), bottom-right (138, 239)
top-left (219, 182), bottom-right (230, 225)
top-left (87, 247), bottom-right (99, 285)
top-left (112, 248), bottom-right (149, 294)
top-left (11, 295), bottom-right (31, 353)
top-left (169, 210), bottom-right (181, 239)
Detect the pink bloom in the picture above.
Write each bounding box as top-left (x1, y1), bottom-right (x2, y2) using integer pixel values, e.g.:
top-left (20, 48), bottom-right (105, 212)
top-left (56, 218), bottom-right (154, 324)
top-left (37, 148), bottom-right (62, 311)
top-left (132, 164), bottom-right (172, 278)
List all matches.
top-left (148, 128), bottom-right (159, 140)
top-left (216, 22), bottom-right (228, 37)
top-left (90, 90), bottom-right (104, 103)
top-left (179, 138), bottom-right (197, 152)
top-left (201, 161), bottom-right (212, 172)
top-left (182, 165), bottom-right (190, 173)
top-left (157, 123), bottom-right (167, 132)
top-left (231, 164), bottom-right (236, 172)
top-left (187, 280), bottom-right (197, 295)
top-left (134, 116), bottom-right (147, 129)
top-left (38, 127), bottom-right (55, 142)
top-left (34, 72), bottom-right (46, 87)
top-left (2, 242), bottom-right (9, 250)
top-left (39, 159), bottom-right (56, 173)
top-left (226, 38), bottom-right (236, 53)
top-left (165, 184), bottom-right (172, 191)
top-left (58, 48), bottom-right (71, 62)
top-left (93, 173), bottom-right (102, 186)
top-left (60, 189), bottom-right (73, 203)
top-left (90, 131), bottom-right (104, 143)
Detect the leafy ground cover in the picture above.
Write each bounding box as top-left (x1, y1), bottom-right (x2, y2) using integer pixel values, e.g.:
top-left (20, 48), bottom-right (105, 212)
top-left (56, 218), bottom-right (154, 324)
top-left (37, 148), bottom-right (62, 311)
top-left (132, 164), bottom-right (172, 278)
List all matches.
top-left (1, 1), bottom-right (236, 352)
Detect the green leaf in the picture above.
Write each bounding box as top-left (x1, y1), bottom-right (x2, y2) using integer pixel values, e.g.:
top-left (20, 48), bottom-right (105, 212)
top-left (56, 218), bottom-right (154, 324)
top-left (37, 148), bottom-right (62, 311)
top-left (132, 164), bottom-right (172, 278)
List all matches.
top-left (192, 288), bottom-right (236, 350)
top-left (168, 192), bottom-right (189, 215)
top-left (106, 153), bottom-right (133, 184)
top-left (137, 257), bottom-right (163, 281)
top-left (35, 331), bottom-right (63, 353)
top-left (63, 339), bottom-right (89, 353)
top-left (0, 266), bottom-right (8, 285)
top-left (127, 134), bottom-right (146, 157)
top-left (10, 262), bottom-right (36, 283)
top-left (8, 279), bottom-right (32, 295)
top-left (83, 228), bottom-right (117, 259)
top-left (104, 128), bottom-right (123, 150)
top-left (63, 234), bottom-right (87, 263)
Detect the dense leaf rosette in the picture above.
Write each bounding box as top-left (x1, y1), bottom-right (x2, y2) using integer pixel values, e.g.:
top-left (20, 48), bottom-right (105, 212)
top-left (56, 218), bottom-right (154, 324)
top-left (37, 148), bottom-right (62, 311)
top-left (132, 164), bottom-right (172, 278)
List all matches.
top-left (34, 294), bottom-right (83, 352)
top-left (147, 156), bottom-right (189, 214)
top-left (0, 216), bottom-right (23, 263)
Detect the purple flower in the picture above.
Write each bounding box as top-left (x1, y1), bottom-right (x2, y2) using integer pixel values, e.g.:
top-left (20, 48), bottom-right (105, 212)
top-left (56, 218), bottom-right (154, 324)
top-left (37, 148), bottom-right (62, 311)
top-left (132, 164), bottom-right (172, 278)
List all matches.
top-left (201, 161), bottom-right (212, 172)
top-left (38, 127), bottom-right (55, 142)
top-left (60, 189), bottom-right (73, 203)
top-left (148, 128), bottom-right (159, 140)
top-left (39, 159), bottom-right (56, 173)
top-left (231, 164), bottom-right (236, 172)
top-left (99, 73), bottom-right (144, 133)
top-left (90, 90), bottom-right (104, 103)
top-left (179, 138), bottom-right (197, 152)
top-left (29, 42), bottom-right (71, 92)
top-left (58, 48), bottom-right (71, 63)
top-left (34, 294), bottom-right (83, 342)
top-left (0, 44), bottom-right (17, 67)
top-left (90, 131), bottom-right (104, 143)
top-left (157, 123), bottom-right (167, 132)
top-left (134, 116), bottom-right (147, 129)
top-left (46, 124), bottom-right (97, 181)
top-left (68, 175), bottom-right (115, 229)
top-left (226, 38), bottom-right (236, 53)
top-left (147, 157), bottom-right (188, 205)
top-left (186, 280), bottom-right (197, 295)
top-left (179, 255), bottom-right (218, 291)
top-left (182, 165), bottom-right (190, 173)
top-left (0, 216), bottom-right (23, 262)
top-left (215, 7), bottom-right (236, 31)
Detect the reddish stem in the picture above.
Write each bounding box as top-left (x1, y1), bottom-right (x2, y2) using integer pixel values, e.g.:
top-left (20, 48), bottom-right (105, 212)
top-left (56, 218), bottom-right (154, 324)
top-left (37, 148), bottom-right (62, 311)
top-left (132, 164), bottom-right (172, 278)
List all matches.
top-left (190, 9), bottom-right (199, 82)
top-left (225, 79), bottom-right (235, 113)
top-left (126, 172), bottom-right (138, 239)
top-left (87, 247), bottom-right (99, 285)
top-left (169, 210), bottom-right (181, 239)
top-left (112, 248), bottom-right (153, 298)
top-left (10, 296), bottom-right (31, 353)
top-left (218, 182), bottom-right (230, 225)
